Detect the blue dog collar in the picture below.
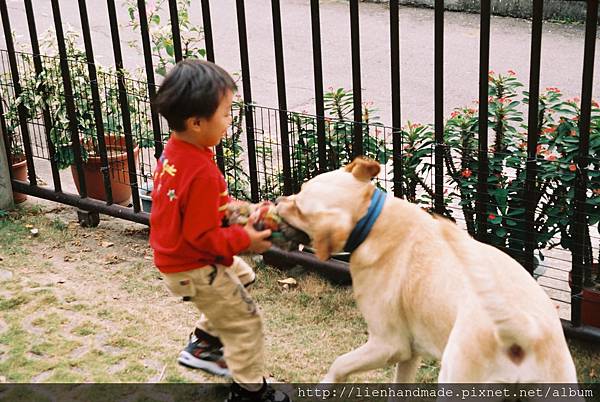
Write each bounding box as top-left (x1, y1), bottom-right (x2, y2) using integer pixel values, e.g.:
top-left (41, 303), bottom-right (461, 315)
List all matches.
top-left (344, 187), bottom-right (386, 254)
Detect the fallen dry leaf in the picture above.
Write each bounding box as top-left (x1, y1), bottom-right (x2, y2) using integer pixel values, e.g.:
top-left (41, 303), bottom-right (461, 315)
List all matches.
top-left (591, 368), bottom-right (597, 379)
top-left (81, 247), bottom-right (92, 253)
top-left (104, 255), bottom-right (123, 265)
top-left (277, 278), bottom-right (297, 287)
top-left (30, 228), bottom-right (39, 237)
top-left (101, 241), bottom-right (114, 248)
top-left (72, 240), bottom-right (81, 247)
top-left (24, 224), bottom-right (33, 229)
top-left (64, 255), bottom-right (75, 262)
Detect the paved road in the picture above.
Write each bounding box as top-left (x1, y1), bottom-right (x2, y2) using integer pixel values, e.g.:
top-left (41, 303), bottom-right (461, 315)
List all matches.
top-left (3, 0), bottom-right (599, 126)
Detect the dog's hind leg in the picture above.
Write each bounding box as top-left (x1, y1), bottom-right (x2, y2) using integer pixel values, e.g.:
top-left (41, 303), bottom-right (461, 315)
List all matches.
top-left (321, 338), bottom-right (407, 383)
top-left (393, 355), bottom-right (421, 383)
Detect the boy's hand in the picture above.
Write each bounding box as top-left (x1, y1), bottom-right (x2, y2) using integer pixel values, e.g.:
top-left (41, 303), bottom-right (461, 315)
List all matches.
top-left (244, 215), bottom-right (272, 253)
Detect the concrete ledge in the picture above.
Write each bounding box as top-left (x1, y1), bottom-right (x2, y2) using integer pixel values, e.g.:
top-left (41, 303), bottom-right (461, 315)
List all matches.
top-left (362, 0), bottom-right (597, 24)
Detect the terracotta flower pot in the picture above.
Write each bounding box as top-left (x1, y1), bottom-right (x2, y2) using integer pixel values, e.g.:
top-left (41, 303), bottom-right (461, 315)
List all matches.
top-left (568, 263), bottom-right (600, 328)
top-left (10, 157), bottom-right (28, 204)
top-left (581, 287), bottom-right (600, 328)
top-left (71, 136), bottom-right (139, 205)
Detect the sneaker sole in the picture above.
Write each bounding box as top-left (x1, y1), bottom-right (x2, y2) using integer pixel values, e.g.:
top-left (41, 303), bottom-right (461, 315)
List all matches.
top-left (177, 351), bottom-right (231, 378)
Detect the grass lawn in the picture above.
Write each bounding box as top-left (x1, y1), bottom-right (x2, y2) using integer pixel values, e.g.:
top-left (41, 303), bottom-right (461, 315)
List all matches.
top-left (0, 203), bottom-right (598, 387)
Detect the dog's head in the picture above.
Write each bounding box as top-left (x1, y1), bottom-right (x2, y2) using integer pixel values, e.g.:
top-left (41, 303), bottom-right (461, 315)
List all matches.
top-left (276, 157), bottom-right (381, 260)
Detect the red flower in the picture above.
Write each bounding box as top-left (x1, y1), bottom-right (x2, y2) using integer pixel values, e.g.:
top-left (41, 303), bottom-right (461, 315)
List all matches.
top-left (536, 144), bottom-right (544, 155)
top-left (569, 164), bottom-right (577, 172)
top-left (592, 100), bottom-right (599, 108)
top-left (450, 111), bottom-right (459, 119)
top-left (488, 213), bottom-right (496, 221)
top-left (570, 130), bottom-right (577, 137)
top-left (461, 168), bottom-right (472, 178)
top-left (593, 189), bottom-right (600, 196)
top-left (545, 87), bottom-right (561, 93)
top-left (507, 69), bottom-right (516, 76)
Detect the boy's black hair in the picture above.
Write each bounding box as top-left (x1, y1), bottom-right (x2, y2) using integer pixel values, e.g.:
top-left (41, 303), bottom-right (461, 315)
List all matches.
top-left (154, 59), bottom-right (236, 132)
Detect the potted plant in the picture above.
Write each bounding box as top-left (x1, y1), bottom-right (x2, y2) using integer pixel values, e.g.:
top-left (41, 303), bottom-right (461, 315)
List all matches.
top-left (0, 52), bottom-right (40, 204)
top-left (537, 93), bottom-right (600, 327)
top-left (35, 29), bottom-right (142, 205)
top-left (2, 102), bottom-right (28, 204)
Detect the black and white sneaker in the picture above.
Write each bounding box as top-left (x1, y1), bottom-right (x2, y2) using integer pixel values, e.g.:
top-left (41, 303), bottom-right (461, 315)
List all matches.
top-left (177, 332), bottom-right (231, 377)
top-left (226, 380), bottom-right (290, 402)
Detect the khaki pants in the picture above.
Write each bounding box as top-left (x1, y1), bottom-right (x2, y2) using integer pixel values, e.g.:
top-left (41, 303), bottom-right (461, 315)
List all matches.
top-left (161, 256), bottom-right (264, 385)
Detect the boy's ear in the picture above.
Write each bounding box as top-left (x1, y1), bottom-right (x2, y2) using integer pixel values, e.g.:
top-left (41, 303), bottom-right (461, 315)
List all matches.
top-left (187, 116), bottom-right (203, 131)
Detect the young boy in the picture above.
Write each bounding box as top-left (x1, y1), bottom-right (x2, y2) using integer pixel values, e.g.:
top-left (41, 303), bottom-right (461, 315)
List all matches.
top-left (150, 59), bottom-right (290, 402)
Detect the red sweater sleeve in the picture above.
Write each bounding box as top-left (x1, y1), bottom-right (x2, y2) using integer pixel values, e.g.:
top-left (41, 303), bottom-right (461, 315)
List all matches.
top-left (182, 175), bottom-right (250, 264)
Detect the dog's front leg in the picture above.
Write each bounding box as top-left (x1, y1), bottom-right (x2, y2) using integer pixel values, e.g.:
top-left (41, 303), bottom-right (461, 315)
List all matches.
top-left (321, 339), bottom-right (401, 383)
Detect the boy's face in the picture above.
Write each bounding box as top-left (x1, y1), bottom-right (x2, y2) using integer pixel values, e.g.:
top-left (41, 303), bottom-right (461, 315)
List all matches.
top-left (189, 89), bottom-right (234, 148)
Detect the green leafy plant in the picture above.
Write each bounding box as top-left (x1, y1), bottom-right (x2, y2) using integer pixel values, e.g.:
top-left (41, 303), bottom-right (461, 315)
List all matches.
top-left (222, 99), bottom-right (250, 200)
top-left (535, 94), bottom-right (600, 288)
top-left (125, 0), bottom-right (205, 77)
top-left (442, 71), bottom-right (600, 284)
top-left (1, 52), bottom-right (38, 165)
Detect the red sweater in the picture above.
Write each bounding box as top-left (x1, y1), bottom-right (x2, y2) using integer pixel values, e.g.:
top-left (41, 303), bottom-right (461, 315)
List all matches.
top-left (149, 136), bottom-right (250, 273)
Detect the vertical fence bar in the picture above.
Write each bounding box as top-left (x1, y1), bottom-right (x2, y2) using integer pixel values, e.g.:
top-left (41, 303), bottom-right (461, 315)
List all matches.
top-left (50, 0), bottom-right (86, 197)
top-left (24, 0), bottom-right (61, 192)
top-left (349, 0), bottom-right (363, 157)
top-left (310, 0), bottom-right (327, 174)
top-left (78, 0), bottom-right (113, 204)
top-left (390, 0), bottom-right (403, 198)
top-left (571, 0), bottom-right (598, 327)
top-left (168, 0), bottom-right (183, 63)
top-left (433, 0), bottom-right (444, 214)
top-left (107, 0), bottom-right (141, 211)
top-left (0, 0), bottom-right (37, 184)
top-left (138, 0), bottom-right (163, 161)
top-left (476, 0), bottom-right (491, 243)
top-left (271, 0), bottom-right (292, 195)
top-left (523, 0), bottom-right (544, 275)
top-left (201, 0), bottom-right (215, 62)
top-left (236, 0), bottom-right (259, 202)
top-left (200, 0), bottom-right (225, 174)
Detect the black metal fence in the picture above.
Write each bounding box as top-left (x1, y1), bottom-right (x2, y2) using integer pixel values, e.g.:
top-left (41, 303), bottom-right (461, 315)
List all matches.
top-left (1, 0), bottom-right (599, 341)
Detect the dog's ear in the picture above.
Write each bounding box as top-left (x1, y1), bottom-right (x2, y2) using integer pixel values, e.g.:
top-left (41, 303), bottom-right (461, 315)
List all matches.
top-left (312, 215), bottom-right (349, 261)
top-left (345, 156), bottom-right (380, 181)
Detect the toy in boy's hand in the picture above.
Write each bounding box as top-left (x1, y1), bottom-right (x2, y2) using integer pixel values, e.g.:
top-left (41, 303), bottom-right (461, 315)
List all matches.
top-left (226, 201), bottom-right (310, 251)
